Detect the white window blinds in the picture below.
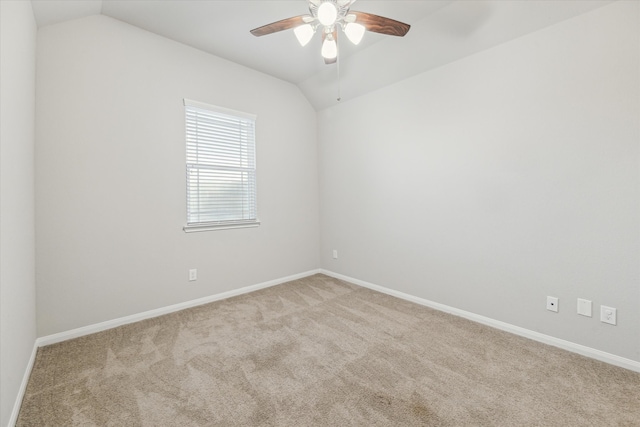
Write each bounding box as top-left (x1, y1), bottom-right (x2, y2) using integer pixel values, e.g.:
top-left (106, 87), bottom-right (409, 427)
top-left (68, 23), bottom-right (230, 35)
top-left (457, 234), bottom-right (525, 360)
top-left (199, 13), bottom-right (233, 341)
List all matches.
top-left (184, 99), bottom-right (258, 231)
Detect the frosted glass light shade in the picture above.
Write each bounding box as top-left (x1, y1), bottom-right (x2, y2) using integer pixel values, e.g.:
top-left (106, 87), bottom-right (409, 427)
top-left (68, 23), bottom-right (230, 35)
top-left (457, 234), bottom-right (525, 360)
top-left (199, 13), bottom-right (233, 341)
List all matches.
top-left (344, 23), bottom-right (365, 45)
top-left (294, 24), bottom-right (314, 46)
top-left (321, 37), bottom-right (337, 59)
top-left (318, 2), bottom-right (338, 26)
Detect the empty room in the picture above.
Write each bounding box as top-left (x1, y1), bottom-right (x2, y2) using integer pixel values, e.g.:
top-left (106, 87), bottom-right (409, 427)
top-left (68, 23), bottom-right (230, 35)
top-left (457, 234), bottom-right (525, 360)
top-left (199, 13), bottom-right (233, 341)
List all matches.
top-left (1, 0), bottom-right (639, 425)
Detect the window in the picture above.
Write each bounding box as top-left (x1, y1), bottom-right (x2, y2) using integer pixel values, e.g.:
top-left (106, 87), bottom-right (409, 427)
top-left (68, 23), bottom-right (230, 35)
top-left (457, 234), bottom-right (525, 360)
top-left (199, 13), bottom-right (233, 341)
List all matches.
top-left (183, 99), bottom-right (259, 232)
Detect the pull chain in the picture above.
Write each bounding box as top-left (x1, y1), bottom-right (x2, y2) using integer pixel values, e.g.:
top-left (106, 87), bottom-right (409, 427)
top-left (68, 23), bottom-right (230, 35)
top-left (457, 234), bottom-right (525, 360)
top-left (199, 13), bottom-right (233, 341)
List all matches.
top-left (336, 32), bottom-right (341, 102)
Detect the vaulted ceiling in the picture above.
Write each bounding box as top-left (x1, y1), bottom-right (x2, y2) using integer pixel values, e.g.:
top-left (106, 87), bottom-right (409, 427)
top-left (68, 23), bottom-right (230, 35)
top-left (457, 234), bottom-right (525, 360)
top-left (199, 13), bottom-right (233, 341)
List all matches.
top-left (31, 0), bottom-right (614, 110)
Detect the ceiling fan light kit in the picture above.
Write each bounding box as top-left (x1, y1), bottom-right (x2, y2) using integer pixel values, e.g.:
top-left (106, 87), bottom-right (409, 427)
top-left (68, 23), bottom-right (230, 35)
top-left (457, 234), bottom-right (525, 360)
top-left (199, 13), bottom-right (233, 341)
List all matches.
top-left (317, 1), bottom-right (338, 26)
top-left (294, 24), bottom-right (315, 46)
top-left (251, 0), bottom-right (410, 64)
top-left (321, 34), bottom-right (338, 59)
top-left (344, 22), bottom-right (365, 45)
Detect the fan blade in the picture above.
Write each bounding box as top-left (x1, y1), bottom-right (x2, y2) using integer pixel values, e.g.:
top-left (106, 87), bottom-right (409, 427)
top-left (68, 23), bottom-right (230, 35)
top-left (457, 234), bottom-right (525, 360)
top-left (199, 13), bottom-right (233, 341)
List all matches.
top-left (250, 15), bottom-right (307, 37)
top-left (351, 11), bottom-right (410, 37)
top-left (322, 30), bottom-right (337, 65)
top-left (324, 56), bottom-right (337, 65)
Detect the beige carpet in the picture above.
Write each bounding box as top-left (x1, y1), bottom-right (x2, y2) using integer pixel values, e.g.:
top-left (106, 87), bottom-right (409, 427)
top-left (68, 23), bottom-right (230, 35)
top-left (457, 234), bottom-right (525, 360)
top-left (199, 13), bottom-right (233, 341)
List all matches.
top-left (17, 274), bottom-right (640, 426)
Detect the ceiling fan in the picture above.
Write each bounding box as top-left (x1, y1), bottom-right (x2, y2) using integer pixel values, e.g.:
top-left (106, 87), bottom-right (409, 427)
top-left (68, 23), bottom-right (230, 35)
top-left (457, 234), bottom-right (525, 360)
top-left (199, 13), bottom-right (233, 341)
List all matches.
top-left (250, 0), bottom-right (411, 64)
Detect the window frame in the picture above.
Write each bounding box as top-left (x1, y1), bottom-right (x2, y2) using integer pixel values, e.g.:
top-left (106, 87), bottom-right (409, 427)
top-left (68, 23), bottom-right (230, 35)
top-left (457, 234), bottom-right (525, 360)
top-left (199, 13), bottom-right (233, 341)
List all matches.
top-left (183, 99), bottom-right (259, 233)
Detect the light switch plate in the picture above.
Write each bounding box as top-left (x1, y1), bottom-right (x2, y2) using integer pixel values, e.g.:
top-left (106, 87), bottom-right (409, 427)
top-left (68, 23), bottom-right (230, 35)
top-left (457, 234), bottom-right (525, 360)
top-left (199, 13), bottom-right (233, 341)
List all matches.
top-left (600, 305), bottom-right (616, 325)
top-left (577, 298), bottom-right (592, 317)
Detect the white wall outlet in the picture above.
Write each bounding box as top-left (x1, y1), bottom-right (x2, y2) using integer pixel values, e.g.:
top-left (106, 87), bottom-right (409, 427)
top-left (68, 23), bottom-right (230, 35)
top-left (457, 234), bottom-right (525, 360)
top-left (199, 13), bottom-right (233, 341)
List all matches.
top-left (577, 298), bottom-right (592, 317)
top-left (546, 296), bottom-right (559, 312)
top-left (189, 269), bottom-right (197, 281)
top-left (600, 305), bottom-right (617, 325)
top-left (332, 249), bottom-right (338, 259)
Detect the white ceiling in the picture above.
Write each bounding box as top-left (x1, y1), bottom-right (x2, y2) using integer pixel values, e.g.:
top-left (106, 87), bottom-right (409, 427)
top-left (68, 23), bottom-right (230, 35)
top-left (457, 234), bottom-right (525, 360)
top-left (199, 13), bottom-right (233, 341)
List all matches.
top-left (31, 0), bottom-right (615, 110)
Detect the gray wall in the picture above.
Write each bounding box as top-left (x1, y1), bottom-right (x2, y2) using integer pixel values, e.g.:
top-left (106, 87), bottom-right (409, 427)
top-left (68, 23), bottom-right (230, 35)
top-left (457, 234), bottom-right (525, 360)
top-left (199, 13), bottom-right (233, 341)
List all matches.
top-left (35, 15), bottom-right (320, 336)
top-left (319, 1), bottom-right (640, 362)
top-left (0, 1), bottom-right (37, 425)
top-left (6, 6), bottom-right (638, 422)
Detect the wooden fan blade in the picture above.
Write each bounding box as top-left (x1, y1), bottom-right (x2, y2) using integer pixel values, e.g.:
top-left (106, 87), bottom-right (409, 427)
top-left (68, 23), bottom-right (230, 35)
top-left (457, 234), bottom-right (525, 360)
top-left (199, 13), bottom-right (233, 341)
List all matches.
top-left (322, 30), bottom-right (337, 65)
top-left (250, 15), bottom-right (307, 37)
top-left (324, 56), bottom-right (337, 65)
top-left (351, 11), bottom-right (410, 37)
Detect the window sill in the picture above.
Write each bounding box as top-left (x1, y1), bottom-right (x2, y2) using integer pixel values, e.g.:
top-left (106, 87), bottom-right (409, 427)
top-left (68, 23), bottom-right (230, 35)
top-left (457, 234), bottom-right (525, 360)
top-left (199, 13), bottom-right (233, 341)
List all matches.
top-left (183, 221), bottom-right (260, 233)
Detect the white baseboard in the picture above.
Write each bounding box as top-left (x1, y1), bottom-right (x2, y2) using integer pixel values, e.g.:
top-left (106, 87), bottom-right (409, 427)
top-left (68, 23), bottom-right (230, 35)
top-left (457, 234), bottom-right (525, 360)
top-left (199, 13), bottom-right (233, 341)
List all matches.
top-left (320, 269), bottom-right (640, 373)
top-left (8, 340), bottom-right (38, 427)
top-left (37, 269), bottom-right (321, 347)
top-left (8, 269), bottom-right (319, 426)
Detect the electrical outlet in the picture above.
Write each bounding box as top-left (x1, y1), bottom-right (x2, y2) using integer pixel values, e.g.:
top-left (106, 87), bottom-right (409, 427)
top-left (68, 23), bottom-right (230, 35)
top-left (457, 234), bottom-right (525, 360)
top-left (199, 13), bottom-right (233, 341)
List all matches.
top-left (600, 305), bottom-right (617, 325)
top-left (189, 269), bottom-right (197, 281)
top-left (546, 296), bottom-right (558, 313)
top-left (577, 298), bottom-right (592, 317)
top-left (332, 249), bottom-right (338, 259)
